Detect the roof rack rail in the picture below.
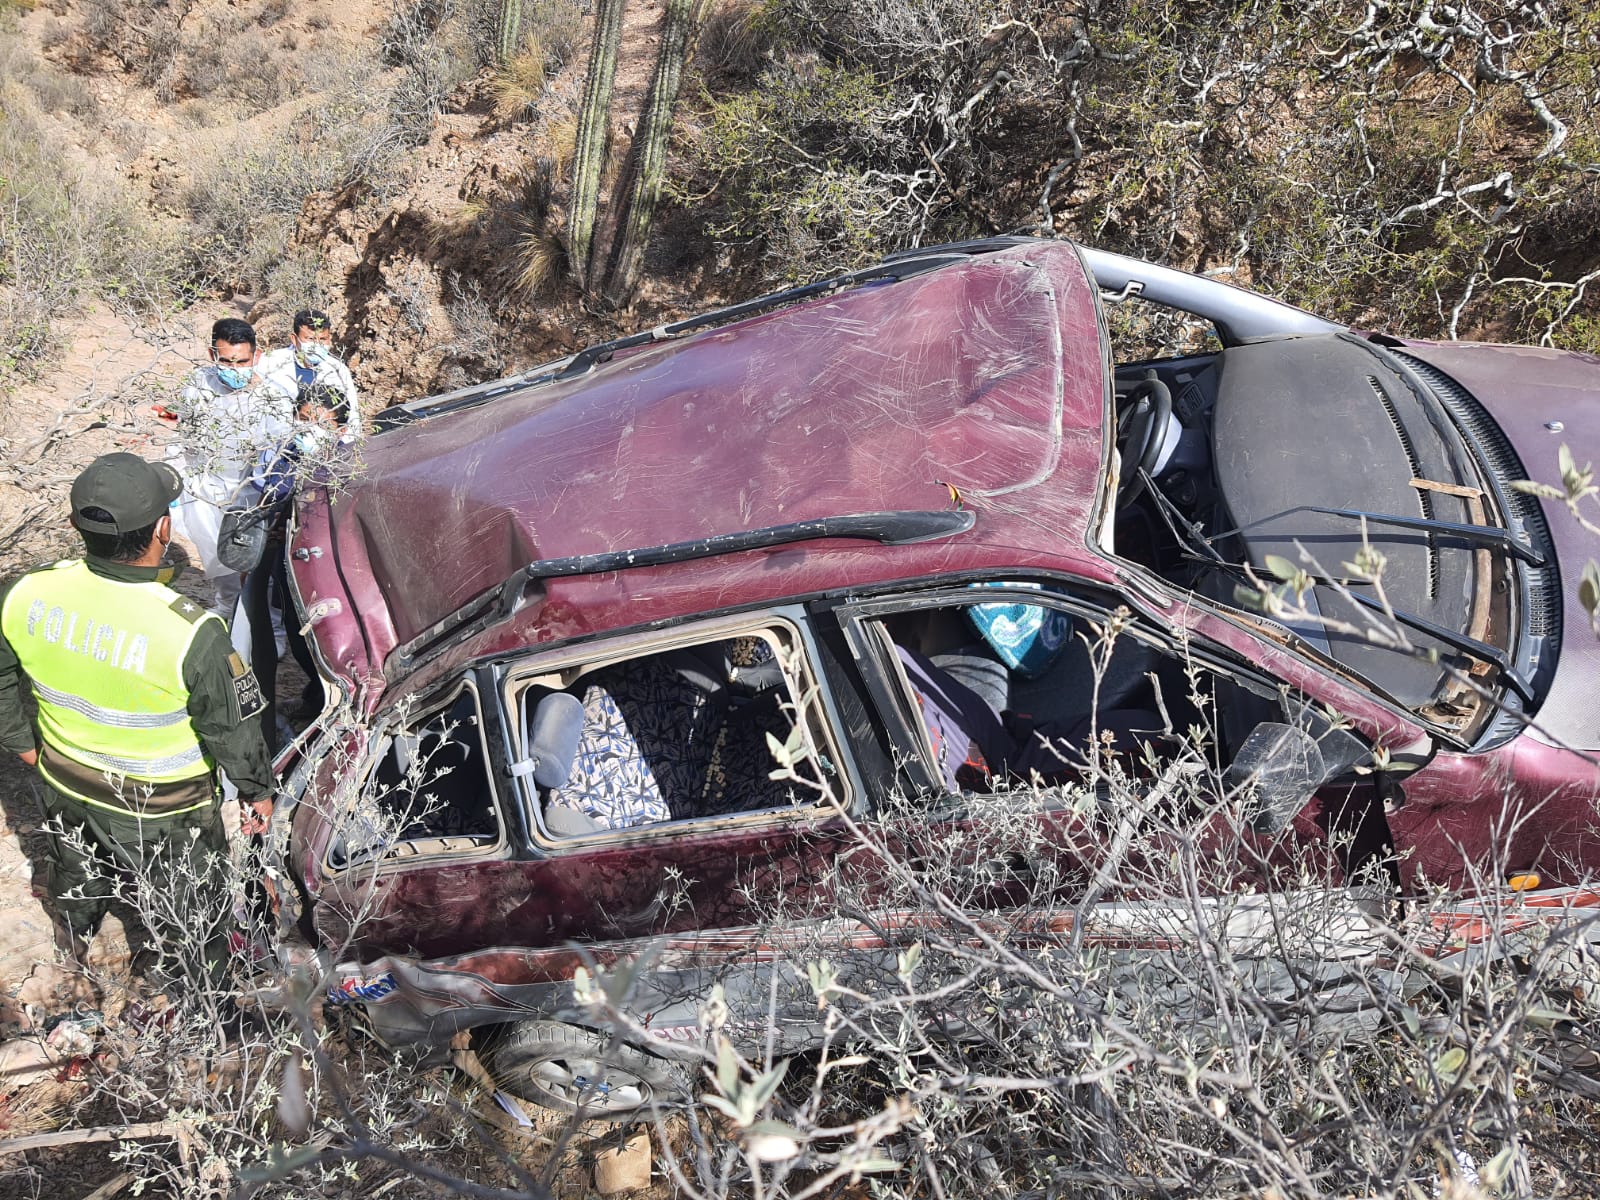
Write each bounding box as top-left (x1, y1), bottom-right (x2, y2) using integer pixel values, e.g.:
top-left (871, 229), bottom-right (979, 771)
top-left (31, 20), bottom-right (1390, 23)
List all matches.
top-left (387, 508), bottom-right (977, 677)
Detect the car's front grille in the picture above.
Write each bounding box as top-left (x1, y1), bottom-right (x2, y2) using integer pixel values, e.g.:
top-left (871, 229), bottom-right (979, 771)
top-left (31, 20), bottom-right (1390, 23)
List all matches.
top-left (1398, 351), bottom-right (1563, 745)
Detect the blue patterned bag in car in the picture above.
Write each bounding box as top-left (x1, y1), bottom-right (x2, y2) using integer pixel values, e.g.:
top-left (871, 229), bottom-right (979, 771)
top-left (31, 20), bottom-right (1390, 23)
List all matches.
top-left (965, 583), bottom-right (1073, 678)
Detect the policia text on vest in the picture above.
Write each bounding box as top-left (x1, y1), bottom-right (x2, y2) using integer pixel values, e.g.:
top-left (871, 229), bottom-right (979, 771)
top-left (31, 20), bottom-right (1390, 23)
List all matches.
top-left (1, 559), bottom-right (271, 811)
top-left (0, 453), bottom-right (275, 954)
top-left (18, 593), bottom-right (156, 673)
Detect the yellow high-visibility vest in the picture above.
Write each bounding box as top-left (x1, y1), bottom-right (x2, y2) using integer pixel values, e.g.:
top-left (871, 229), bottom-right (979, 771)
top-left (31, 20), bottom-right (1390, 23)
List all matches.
top-left (1, 560), bottom-right (216, 808)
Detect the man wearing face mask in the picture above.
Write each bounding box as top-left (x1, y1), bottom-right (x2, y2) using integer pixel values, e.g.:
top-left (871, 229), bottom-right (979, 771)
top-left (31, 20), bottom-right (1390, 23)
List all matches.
top-left (260, 310), bottom-right (362, 433)
top-left (175, 318), bottom-right (294, 617)
top-left (0, 454), bottom-right (274, 972)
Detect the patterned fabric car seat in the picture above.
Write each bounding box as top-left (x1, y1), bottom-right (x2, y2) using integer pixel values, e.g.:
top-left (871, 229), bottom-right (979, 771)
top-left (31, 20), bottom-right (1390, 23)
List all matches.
top-left (550, 645), bottom-right (795, 830)
top-left (550, 658), bottom-right (698, 830)
top-left (551, 681), bottom-right (673, 829)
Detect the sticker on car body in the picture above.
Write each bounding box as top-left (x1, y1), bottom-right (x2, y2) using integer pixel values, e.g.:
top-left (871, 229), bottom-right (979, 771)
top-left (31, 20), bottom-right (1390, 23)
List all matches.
top-left (327, 971), bottom-right (399, 1005)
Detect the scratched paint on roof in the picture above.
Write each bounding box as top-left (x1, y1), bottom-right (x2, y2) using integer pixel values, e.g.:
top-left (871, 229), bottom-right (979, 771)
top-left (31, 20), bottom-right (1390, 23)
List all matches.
top-left (302, 243), bottom-right (1108, 678)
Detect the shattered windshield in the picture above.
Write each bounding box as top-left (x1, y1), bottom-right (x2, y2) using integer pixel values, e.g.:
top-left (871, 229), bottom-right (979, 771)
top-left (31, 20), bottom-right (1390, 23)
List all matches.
top-left (1098, 302), bottom-right (1520, 737)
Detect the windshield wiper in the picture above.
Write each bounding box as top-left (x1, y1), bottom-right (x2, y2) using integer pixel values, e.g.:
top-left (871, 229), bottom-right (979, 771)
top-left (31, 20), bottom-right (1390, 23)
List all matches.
top-left (1214, 505), bottom-right (1545, 567)
top-left (1342, 591), bottom-right (1535, 706)
top-left (1139, 470), bottom-right (1225, 565)
top-left (1190, 556), bottom-right (1535, 706)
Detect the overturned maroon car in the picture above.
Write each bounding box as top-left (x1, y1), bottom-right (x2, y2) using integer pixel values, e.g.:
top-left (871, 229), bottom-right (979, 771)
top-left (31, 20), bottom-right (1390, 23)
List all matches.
top-left (270, 238), bottom-right (1600, 1114)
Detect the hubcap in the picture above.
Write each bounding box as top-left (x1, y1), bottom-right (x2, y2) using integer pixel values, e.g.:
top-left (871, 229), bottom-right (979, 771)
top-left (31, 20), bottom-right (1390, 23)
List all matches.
top-left (524, 1055), bottom-right (650, 1112)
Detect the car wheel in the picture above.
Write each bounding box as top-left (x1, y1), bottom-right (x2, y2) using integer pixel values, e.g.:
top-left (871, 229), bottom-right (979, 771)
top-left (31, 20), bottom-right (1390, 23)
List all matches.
top-left (472, 1021), bottom-right (685, 1119)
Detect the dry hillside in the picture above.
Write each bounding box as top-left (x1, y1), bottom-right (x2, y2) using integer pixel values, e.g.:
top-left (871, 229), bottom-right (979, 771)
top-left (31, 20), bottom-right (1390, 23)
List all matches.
top-left (2, 0), bottom-right (1600, 1196)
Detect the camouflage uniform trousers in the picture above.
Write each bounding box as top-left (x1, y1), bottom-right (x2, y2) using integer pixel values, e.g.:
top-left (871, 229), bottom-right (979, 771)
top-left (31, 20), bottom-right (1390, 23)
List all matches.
top-left (35, 781), bottom-right (235, 983)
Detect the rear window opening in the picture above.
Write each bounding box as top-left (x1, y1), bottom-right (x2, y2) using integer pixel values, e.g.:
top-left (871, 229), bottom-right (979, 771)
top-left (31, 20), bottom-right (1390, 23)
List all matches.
top-left (328, 688), bottom-right (500, 870)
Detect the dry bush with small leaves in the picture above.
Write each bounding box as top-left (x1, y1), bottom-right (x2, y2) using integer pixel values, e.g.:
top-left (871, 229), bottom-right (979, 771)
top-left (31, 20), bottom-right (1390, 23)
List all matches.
top-left (676, 0), bottom-right (1600, 351)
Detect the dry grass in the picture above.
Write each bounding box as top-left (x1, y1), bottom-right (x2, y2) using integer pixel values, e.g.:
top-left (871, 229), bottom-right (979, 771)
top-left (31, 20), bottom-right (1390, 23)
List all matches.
top-left (695, 0), bottom-right (771, 85)
top-left (491, 47), bottom-right (547, 121)
top-left (544, 110), bottom-right (580, 180)
top-left (511, 224), bottom-right (564, 296)
top-left (424, 199), bottom-right (489, 258)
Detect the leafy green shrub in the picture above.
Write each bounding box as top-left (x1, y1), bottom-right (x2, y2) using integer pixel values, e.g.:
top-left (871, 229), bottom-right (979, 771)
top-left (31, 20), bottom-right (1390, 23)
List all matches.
top-left (680, 59), bottom-right (919, 278)
top-left (183, 66), bottom-right (404, 295)
top-left (696, 0), bottom-right (778, 86)
top-left (181, 18), bottom-right (298, 110)
top-left (382, 0), bottom-right (478, 143)
top-left (523, 0), bottom-right (586, 67)
top-left (263, 249), bottom-right (332, 316)
top-left (18, 58), bottom-right (99, 119)
top-left (79, 0), bottom-right (198, 100)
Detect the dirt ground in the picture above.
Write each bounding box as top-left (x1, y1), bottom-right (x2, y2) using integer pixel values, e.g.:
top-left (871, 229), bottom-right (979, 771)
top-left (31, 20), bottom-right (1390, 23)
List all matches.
top-left (0, 302), bottom-right (247, 1026)
top-left (0, 0), bottom-right (691, 1180)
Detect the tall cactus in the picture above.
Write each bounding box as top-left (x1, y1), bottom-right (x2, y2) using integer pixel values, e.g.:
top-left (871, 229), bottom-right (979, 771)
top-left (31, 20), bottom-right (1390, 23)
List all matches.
top-left (567, 0), bottom-right (627, 289)
top-left (599, 0), bottom-right (702, 308)
top-left (495, 0), bottom-right (523, 64)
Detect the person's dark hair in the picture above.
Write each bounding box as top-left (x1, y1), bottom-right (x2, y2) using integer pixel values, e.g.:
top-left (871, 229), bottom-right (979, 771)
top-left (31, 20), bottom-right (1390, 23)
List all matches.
top-left (77, 508), bottom-right (160, 563)
top-left (298, 382), bottom-right (347, 423)
top-left (292, 309), bottom-right (331, 336)
top-left (211, 317), bottom-right (257, 349)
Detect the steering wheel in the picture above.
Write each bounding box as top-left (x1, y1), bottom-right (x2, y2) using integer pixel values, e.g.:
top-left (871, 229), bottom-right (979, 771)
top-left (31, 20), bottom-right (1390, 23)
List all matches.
top-left (1114, 370), bottom-right (1173, 509)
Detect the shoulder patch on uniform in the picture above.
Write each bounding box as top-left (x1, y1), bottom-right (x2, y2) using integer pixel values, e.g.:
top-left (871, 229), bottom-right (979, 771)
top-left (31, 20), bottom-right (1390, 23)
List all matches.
top-left (168, 595), bottom-right (209, 623)
top-left (229, 652), bottom-right (266, 719)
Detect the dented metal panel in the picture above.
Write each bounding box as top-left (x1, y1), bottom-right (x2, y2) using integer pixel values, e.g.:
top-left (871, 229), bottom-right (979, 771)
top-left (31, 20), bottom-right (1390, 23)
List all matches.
top-left (290, 242), bottom-right (1106, 690)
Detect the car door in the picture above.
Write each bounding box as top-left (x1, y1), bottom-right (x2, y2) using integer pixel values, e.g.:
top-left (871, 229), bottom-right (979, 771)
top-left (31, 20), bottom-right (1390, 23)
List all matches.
top-left (496, 607), bottom-right (865, 1033)
top-left (296, 674), bottom-right (526, 962)
top-left (824, 580), bottom-right (1391, 922)
top-left (298, 606), bottom-right (866, 1042)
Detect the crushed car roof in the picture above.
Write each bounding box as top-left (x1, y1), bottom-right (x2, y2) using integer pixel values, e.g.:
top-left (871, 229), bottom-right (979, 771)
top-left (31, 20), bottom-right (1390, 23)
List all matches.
top-left (292, 241), bottom-right (1112, 692)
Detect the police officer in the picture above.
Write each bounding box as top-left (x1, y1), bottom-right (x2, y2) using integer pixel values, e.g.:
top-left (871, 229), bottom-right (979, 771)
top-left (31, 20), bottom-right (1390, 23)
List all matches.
top-left (0, 453), bottom-right (274, 969)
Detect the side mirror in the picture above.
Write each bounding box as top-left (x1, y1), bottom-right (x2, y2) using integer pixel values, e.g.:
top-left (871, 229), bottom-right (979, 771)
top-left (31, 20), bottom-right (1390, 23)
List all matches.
top-left (1227, 722), bottom-right (1326, 834)
top-left (519, 692), bottom-right (585, 790)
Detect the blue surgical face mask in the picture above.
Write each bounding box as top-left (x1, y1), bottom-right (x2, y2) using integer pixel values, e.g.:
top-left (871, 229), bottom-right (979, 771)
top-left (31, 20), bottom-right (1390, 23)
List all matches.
top-left (217, 365), bottom-right (251, 390)
top-left (301, 341), bottom-right (328, 364)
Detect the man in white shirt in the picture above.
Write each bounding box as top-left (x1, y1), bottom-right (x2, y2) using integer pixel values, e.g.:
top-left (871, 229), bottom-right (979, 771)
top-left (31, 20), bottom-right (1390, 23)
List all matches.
top-left (260, 309), bottom-right (362, 432)
top-left (173, 318), bottom-right (294, 617)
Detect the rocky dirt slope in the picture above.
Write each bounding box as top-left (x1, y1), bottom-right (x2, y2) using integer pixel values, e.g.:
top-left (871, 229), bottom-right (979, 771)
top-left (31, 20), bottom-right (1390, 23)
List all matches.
top-left (0, 0), bottom-right (702, 1183)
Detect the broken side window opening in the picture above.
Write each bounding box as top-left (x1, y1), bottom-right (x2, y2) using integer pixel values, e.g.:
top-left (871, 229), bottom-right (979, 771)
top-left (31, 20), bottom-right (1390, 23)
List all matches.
top-left (511, 622), bottom-right (847, 840)
top-left (327, 686), bottom-right (501, 871)
top-left (863, 589), bottom-right (1352, 796)
top-left (861, 589), bottom-right (1392, 886)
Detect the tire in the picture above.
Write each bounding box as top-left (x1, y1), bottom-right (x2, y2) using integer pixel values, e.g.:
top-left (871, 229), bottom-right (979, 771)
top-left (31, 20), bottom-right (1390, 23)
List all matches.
top-left (472, 1021), bottom-right (686, 1119)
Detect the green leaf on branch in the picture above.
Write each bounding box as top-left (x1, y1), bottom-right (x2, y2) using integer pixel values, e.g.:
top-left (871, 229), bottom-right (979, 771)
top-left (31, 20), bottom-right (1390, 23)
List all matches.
top-left (716, 1037), bottom-right (738, 1096)
top-left (1433, 1046), bottom-right (1467, 1080)
top-left (748, 1058), bottom-right (791, 1109)
top-left (1483, 1144), bottom-right (1518, 1189)
top-left (1232, 585), bottom-right (1266, 611)
top-left (1579, 561), bottom-right (1600, 635)
top-left (766, 730), bottom-right (794, 769)
top-left (240, 1143), bottom-right (329, 1183)
top-left (897, 940), bottom-right (923, 984)
top-left (1264, 554), bottom-right (1299, 582)
top-left (1510, 479), bottom-right (1563, 499)
top-left (851, 1157), bottom-right (902, 1176)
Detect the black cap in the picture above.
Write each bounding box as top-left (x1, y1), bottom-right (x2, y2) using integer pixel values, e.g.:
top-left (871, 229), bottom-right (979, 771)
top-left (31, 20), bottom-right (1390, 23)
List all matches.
top-left (70, 454), bottom-right (183, 534)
